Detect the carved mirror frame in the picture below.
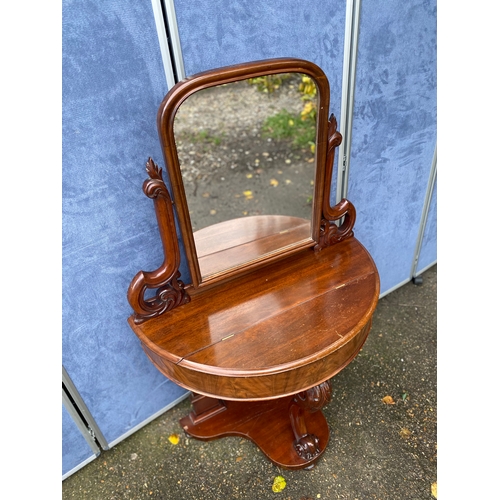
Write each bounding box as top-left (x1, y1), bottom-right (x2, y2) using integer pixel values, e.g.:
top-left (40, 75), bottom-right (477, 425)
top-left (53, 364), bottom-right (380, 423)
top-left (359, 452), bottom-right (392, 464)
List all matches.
top-left (128, 58), bottom-right (356, 324)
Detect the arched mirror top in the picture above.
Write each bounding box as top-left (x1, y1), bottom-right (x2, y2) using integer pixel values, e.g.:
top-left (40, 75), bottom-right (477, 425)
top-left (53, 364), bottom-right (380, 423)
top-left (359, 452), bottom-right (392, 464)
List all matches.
top-left (157, 58), bottom-right (331, 133)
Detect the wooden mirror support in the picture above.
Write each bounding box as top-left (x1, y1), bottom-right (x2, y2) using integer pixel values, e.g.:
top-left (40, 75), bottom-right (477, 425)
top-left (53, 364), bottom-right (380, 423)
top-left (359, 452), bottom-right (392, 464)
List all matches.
top-left (127, 58), bottom-right (379, 469)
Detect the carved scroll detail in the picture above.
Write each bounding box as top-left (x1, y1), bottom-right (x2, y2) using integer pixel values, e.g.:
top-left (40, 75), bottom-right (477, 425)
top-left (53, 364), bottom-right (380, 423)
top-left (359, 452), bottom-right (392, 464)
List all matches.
top-left (289, 381), bottom-right (332, 461)
top-left (314, 200), bottom-right (356, 251)
top-left (315, 114), bottom-right (356, 251)
top-left (127, 158), bottom-right (190, 324)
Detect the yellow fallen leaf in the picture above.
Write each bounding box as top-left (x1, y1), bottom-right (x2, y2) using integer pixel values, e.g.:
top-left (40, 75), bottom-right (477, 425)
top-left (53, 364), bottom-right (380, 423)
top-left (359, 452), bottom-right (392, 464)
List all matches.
top-left (246, 173), bottom-right (253, 178)
top-left (243, 190), bottom-right (253, 200)
top-left (270, 179), bottom-right (279, 187)
top-left (310, 143), bottom-right (316, 154)
top-left (272, 475), bottom-right (286, 493)
top-left (382, 395), bottom-right (395, 405)
top-left (209, 209), bottom-right (217, 215)
top-left (288, 119), bottom-right (294, 126)
top-left (431, 482), bottom-right (437, 498)
top-left (168, 434), bottom-right (180, 445)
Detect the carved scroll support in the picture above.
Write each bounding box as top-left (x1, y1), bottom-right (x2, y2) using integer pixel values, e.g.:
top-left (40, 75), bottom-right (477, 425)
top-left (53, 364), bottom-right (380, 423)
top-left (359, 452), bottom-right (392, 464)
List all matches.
top-left (289, 381), bottom-right (332, 461)
top-left (127, 158), bottom-right (190, 324)
top-left (315, 114), bottom-right (356, 251)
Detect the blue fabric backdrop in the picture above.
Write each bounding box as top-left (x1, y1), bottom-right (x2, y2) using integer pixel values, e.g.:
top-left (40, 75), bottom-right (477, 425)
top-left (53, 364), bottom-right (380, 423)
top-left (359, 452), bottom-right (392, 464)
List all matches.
top-left (62, 0), bottom-right (189, 459)
top-left (62, 0), bottom-right (436, 475)
top-left (346, 0), bottom-right (437, 292)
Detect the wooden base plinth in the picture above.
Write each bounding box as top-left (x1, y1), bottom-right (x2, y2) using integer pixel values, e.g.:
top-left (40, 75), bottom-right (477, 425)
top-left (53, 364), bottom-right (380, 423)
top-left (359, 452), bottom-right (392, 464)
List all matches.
top-left (179, 391), bottom-right (331, 470)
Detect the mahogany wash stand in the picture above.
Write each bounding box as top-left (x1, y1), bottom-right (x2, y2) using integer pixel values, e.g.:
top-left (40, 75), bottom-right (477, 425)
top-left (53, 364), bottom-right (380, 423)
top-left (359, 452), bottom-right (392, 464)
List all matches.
top-left (127, 58), bottom-right (379, 470)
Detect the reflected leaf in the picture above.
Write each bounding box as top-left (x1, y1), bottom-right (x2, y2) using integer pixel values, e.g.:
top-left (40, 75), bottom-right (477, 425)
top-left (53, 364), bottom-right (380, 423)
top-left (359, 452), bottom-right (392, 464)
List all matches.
top-left (301, 102), bottom-right (315, 120)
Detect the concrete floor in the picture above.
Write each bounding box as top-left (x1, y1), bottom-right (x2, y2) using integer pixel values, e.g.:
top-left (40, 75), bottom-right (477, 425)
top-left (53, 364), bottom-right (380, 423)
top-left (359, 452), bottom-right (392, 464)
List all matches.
top-left (62, 265), bottom-right (437, 500)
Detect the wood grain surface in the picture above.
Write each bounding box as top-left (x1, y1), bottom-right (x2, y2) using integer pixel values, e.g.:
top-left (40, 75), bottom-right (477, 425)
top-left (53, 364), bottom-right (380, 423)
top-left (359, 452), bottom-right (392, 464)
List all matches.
top-left (129, 236), bottom-right (379, 400)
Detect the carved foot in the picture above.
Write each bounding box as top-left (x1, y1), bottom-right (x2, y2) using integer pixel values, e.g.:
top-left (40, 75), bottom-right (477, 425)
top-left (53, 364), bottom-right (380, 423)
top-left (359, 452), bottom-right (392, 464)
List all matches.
top-left (294, 434), bottom-right (321, 461)
top-left (289, 381), bottom-right (332, 461)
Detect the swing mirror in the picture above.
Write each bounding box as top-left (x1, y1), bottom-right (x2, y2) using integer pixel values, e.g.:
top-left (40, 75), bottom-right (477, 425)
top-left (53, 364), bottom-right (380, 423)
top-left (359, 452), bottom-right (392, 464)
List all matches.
top-left (157, 58), bottom-right (336, 289)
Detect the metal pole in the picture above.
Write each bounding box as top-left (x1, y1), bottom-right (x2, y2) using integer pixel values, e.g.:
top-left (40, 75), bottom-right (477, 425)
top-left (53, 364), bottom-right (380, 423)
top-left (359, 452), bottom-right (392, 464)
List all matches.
top-left (337, 0), bottom-right (361, 203)
top-left (150, 0), bottom-right (177, 88)
top-left (410, 145), bottom-right (437, 281)
top-left (62, 366), bottom-right (109, 450)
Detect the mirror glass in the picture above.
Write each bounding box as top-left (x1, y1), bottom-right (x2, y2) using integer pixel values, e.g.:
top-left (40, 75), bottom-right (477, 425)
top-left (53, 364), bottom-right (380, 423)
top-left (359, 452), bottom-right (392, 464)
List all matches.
top-left (173, 73), bottom-right (319, 279)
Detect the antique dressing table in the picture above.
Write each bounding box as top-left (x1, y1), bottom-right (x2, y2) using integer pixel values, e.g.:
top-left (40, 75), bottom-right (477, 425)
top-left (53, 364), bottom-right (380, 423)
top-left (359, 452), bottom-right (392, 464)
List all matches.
top-left (127, 58), bottom-right (379, 469)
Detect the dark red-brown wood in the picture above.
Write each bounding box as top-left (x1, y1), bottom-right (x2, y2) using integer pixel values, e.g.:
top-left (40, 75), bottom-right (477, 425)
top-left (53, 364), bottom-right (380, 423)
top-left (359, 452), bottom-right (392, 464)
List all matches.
top-left (126, 58), bottom-right (380, 469)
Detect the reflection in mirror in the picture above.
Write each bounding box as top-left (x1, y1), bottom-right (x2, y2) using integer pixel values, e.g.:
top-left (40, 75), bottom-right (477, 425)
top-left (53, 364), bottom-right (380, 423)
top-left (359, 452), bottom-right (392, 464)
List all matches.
top-left (173, 73), bottom-right (318, 279)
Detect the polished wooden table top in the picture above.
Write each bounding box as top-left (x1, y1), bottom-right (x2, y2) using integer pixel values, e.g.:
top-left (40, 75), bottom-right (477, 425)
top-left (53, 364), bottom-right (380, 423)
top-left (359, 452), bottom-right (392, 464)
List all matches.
top-left (129, 236), bottom-right (379, 401)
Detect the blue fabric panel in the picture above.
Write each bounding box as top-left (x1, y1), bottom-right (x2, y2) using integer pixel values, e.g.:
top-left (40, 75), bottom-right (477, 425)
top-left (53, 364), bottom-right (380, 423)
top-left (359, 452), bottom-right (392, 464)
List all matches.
top-left (417, 176), bottom-right (437, 273)
top-left (63, 0), bottom-right (188, 446)
top-left (62, 404), bottom-right (96, 477)
top-left (347, 0), bottom-right (437, 293)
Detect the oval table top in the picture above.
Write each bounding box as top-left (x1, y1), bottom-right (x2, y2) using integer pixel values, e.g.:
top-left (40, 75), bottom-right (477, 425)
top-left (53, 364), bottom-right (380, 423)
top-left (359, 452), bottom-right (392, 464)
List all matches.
top-left (128, 236), bottom-right (379, 401)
